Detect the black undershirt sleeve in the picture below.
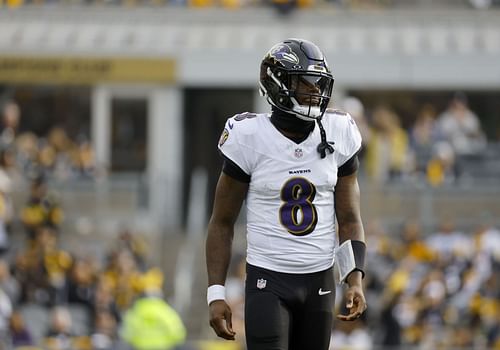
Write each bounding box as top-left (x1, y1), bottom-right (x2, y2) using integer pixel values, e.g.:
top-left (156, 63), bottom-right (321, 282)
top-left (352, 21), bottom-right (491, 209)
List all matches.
top-left (338, 150), bottom-right (360, 177)
top-left (222, 155), bottom-right (251, 183)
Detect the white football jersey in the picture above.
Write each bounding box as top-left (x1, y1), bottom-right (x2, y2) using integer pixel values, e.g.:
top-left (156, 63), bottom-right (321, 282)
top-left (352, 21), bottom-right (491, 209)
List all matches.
top-left (218, 110), bottom-right (362, 274)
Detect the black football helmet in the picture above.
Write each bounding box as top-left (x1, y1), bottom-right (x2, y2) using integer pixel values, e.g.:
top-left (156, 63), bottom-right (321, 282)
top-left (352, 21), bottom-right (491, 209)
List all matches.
top-left (259, 38), bottom-right (334, 121)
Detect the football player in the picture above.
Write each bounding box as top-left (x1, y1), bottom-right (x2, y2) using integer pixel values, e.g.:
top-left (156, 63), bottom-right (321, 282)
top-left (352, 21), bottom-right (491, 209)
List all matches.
top-left (206, 38), bottom-right (367, 350)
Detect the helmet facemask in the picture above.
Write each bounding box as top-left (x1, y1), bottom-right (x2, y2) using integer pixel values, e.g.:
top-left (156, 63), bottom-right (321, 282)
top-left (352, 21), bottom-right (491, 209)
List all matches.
top-left (260, 64), bottom-right (334, 121)
top-left (288, 72), bottom-right (333, 120)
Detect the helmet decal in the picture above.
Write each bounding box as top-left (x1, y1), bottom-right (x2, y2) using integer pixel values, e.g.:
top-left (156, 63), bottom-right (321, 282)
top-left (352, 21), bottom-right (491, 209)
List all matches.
top-left (268, 44), bottom-right (300, 65)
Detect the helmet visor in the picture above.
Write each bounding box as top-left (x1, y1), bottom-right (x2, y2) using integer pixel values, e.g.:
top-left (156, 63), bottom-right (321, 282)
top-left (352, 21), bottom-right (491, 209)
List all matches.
top-left (290, 73), bottom-right (332, 95)
top-left (289, 73), bottom-right (333, 105)
top-left (282, 72), bottom-right (333, 119)
top-left (299, 75), bottom-right (332, 97)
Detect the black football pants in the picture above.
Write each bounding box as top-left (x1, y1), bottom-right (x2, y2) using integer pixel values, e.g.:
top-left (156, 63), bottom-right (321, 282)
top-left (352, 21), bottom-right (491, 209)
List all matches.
top-left (245, 263), bottom-right (335, 350)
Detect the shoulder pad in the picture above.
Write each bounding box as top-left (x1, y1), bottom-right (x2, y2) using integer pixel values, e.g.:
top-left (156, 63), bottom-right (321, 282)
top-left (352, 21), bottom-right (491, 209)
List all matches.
top-left (233, 112), bottom-right (259, 121)
top-left (225, 112), bottom-right (262, 136)
top-left (325, 108), bottom-right (348, 117)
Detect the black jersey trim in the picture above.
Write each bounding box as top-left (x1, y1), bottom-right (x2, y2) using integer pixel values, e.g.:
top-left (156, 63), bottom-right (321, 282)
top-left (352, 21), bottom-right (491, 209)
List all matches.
top-left (338, 149), bottom-right (361, 177)
top-left (222, 154), bottom-right (251, 183)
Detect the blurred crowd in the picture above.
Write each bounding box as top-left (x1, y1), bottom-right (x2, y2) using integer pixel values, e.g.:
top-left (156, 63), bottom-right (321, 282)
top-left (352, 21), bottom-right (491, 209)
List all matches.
top-left (341, 92), bottom-right (495, 187)
top-left (1, 91), bottom-right (497, 191)
top-left (0, 100), bottom-right (96, 191)
top-left (0, 100), bottom-right (188, 349)
top-left (363, 218), bottom-right (500, 350)
top-left (1, 0), bottom-right (500, 11)
top-left (224, 218), bottom-right (500, 350)
top-left (0, 205), bottom-right (187, 349)
top-left (0, 139), bottom-right (186, 349)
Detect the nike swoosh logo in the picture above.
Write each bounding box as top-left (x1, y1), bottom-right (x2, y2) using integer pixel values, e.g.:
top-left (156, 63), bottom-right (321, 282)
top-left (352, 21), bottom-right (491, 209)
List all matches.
top-left (228, 121), bottom-right (234, 129)
top-left (318, 288), bottom-right (331, 296)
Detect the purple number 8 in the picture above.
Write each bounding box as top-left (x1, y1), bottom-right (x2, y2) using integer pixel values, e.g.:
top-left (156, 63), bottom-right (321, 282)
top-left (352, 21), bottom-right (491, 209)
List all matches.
top-left (279, 177), bottom-right (318, 236)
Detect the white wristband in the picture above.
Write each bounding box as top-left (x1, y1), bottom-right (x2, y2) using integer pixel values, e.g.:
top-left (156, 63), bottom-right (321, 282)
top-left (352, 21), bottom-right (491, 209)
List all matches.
top-left (207, 284), bottom-right (226, 306)
top-left (336, 240), bottom-right (356, 284)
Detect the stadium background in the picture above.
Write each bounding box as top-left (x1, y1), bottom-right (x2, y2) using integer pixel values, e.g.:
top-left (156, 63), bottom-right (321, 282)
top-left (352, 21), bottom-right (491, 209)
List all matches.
top-left (0, 0), bottom-right (499, 349)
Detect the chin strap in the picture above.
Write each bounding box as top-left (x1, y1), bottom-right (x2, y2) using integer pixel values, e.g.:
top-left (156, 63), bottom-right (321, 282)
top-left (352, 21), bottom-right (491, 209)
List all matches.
top-left (316, 117), bottom-right (334, 158)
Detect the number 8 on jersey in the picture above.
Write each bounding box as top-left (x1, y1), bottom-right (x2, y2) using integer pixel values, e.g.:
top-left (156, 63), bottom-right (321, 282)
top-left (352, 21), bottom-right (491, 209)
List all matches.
top-left (279, 177), bottom-right (318, 236)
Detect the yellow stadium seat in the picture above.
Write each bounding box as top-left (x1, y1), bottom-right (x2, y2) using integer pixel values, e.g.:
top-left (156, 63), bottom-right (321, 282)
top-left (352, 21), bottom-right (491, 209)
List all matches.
top-left (188, 0), bottom-right (214, 7)
top-left (6, 0), bottom-right (23, 7)
top-left (297, 0), bottom-right (313, 8)
top-left (220, 0), bottom-right (240, 9)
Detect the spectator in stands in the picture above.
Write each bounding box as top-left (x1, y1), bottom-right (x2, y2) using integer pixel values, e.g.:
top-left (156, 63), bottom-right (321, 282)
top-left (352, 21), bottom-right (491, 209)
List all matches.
top-left (14, 132), bottom-right (39, 180)
top-left (13, 236), bottom-right (50, 304)
top-left (448, 322), bottom-right (475, 348)
top-left (73, 138), bottom-right (96, 179)
top-left (9, 310), bottom-right (34, 347)
top-left (94, 276), bottom-right (121, 324)
top-left (426, 141), bottom-right (457, 186)
top-left (473, 214), bottom-right (500, 260)
top-left (103, 249), bottom-right (142, 311)
top-left (67, 257), bottom-right (97, 310)
top-left (378, 291), bottom-right (402, 347)
top-left (409, 104), bottom-right (440, 176)
top-left (342, 96), bottom-right (371, 163)
top-left (0, 259), bottom-right (20, 305)
top-left (21, 175), bottom-right (64, 240)
top-left (117, 229), bottom-right (148, 270)
top-left (400, 220), bottom-right (434, 263)
top-left (269, 0), bottom-right (296, 15)
top-left (120, 268), bottom-right (186, 350)
top-left (426, 218), bottom-right (473, 260)
top-left (365, 106), bottom-right (409, 183)
top-left (0, 171), bottom-right (13, 254)
top-left (44, 126), bottom-right (82, 181)
top-left (437, 92), bottom-right (486, 156)
top-left (45, 306), bottom-right (74, 350)
top-left (38, 140), bottom-right (58, 178)
top-left (13, 225), bottom-right (71, 305)
top-left (37, 225), bottom-right (72, 305)
top-left (0, 285), bottom-right (11, 346)
top-left (0, 103), bottom-right (98, 181)
top-left (0, 147), bottom-right (22, 190)
top-left (419, 269), bottom-right (447, 318)
top-left (484, 296), bottom-right (500, 348)
top-left (90, 310), bottom-right (118, 350)
top-left (36, 127), bottom-right (71, 181)
top-left (0, 100), bottom-right (21, 149)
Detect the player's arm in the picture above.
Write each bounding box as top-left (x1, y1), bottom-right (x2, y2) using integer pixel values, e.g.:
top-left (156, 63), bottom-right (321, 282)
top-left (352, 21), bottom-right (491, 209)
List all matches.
top-left (206, 171), bottom-right (248, 340)
top-left (334, 170), bottom-right (367, 321)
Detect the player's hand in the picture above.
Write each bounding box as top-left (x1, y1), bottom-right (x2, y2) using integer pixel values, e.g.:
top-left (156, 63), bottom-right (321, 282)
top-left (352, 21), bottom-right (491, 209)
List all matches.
top-left (209, 300), bottom-right (236, 340)
top-left (336, 284), bottom-right (367, 321)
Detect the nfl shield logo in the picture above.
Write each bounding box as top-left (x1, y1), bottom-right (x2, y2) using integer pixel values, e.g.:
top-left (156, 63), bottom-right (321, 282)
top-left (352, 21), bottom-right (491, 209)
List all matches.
top-left (256, 278), bottom-right (267, 289)
top-left (294, 148), bottom-right (303, 158)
